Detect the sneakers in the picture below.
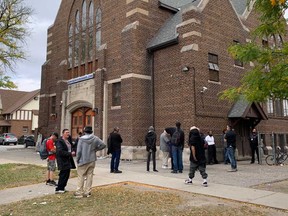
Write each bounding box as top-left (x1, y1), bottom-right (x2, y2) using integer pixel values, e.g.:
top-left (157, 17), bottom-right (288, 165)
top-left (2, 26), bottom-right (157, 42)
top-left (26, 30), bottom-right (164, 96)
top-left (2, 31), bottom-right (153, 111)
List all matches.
top-left (114, 170), bottom-right (122, 173)
top-left (55, 190), bottom-right (65, 194)
top-left (83, 192), bottom-right (91, 198)
top-left (171, 170), bottom-right (178, 174)
top-left (49, 180), bottom-right (58, 186)
top-left (162, 165), bottom-right (168, 169)
top-left (153, 170), bottom-right (158, 172)
top-left (202, 182), bottom-right (208, 187)
top-left (45, 179), bottom-right (50, 185)
top-left (227, 168), bottom-right (237, 172)
top-left (74, 192), bottom-right (83, 198)
top-left (184, 178), bottom-right (193, 184)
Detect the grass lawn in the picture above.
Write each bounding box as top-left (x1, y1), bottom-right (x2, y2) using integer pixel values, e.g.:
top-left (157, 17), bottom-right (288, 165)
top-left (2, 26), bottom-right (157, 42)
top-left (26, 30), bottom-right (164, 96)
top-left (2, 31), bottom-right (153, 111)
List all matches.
top-left (0, 163), bottom-right (77, 190)
top-left (0, 183), bottom-right (287, 216)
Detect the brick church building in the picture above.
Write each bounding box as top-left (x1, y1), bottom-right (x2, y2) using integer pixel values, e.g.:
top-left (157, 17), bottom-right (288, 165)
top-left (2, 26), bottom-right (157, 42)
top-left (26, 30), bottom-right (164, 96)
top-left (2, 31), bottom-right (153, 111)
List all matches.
top-left (39, 0), bottom-right (288, 160)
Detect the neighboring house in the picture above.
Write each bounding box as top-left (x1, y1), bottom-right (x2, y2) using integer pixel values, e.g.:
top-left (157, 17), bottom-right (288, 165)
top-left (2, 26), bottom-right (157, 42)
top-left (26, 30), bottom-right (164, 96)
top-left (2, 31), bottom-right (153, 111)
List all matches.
top-left (39, 0), bottom-right (288, 160)
top-left (0, 89), bottom-right (40, 137)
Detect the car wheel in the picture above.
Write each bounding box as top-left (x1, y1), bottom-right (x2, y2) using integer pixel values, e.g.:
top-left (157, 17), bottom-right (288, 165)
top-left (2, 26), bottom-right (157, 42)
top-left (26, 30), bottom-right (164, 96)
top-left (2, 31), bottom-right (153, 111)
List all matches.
top-left (14, 142), bottom-right (17, 145)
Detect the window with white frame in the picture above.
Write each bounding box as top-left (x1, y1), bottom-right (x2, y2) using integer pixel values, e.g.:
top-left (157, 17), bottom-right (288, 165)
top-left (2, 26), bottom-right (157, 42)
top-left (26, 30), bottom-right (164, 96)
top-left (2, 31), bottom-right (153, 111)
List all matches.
top-left (267, 98), bottom-right (274, 114)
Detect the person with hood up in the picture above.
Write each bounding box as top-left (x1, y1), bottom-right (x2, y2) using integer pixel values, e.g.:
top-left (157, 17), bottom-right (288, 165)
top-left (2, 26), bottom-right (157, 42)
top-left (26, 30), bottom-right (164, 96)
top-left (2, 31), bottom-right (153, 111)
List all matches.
top-left (185, 126), bottom-right (208, 187)
top-left (74, 126), bottom-right (106, 198)
top-left (145, 126), bottom-right (158, 172)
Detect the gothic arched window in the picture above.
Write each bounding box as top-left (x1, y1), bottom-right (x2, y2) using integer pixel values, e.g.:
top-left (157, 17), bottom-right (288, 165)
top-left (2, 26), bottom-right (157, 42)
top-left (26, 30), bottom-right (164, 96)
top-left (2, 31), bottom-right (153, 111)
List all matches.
top-left (96, 8), bottom-right (102, 49)
top-left (68, 24), bottom-right (73, 68)
top-left (75, 10), bottom-right (80, 67)
top-left (88, 1), bottom-right (94, 60)
top-left (81, 0), bottom-right (87, 63)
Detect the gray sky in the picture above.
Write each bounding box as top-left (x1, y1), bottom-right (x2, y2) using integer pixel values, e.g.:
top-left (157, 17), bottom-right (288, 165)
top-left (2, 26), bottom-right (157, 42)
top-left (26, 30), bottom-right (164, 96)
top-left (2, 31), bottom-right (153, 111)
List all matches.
top-left (10, 0), bottom-right (61, 91)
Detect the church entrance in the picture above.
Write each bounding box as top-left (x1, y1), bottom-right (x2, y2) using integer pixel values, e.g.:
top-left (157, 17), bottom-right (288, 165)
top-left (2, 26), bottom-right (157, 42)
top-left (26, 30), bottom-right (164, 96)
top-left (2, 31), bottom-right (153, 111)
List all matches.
top-left (71, 107), bottom-right (94, 139)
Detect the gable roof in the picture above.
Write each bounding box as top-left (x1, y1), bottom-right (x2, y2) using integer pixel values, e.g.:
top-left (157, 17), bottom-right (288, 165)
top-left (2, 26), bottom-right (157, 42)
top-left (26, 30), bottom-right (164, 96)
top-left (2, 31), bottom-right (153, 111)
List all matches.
top-left (228, 98), bottom-right (268, 120)
top-left (148, 0), bottom-right (249, 51)
top-left (0, 89), bottom-right (40, 114)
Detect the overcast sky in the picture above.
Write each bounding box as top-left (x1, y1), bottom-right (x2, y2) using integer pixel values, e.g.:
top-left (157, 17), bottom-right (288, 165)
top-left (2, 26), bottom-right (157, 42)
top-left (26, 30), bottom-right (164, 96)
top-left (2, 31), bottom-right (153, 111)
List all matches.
top-left (10, 0), bottom-right (61, 92)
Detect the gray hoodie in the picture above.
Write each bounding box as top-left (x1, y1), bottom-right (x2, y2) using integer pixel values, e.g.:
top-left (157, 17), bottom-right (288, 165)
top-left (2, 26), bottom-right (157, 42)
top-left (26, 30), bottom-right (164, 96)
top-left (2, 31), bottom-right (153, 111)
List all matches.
top-left (76, 134), bottom-right (106, 166)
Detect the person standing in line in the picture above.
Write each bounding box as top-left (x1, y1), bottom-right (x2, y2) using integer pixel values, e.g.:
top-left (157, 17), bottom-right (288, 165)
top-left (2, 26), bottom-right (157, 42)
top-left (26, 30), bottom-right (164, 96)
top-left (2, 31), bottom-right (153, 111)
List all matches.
top-left (205, 130), bottom-right (218, 165)
top-left (46, 132), bottom-right (59, 186)
top-left (74, 126), bottom-right (106, 198)
top-left (171, 122), bottom-right (185, 174)
top-left (145, 126), bottom-right (158, 172)
top-left (222, 129), bottom-right (230, 164)
top-left (160, 129), bottom-right (170, 169)
top-left (249, 128), bottom-right (259, 164)
top-left (185, 126), bottom-right (208, 187)
top-left (55, 129), bottom-right (76, 194)
top-left (107, 127), bottom-right (123, 173)
top-left (35, 127), bottom-right (43, 152)
top-left (225, 125), bottom-right (237, 172)
top-left (73, 131), bottom-right (83, 153)
top-left (165, 127), bottom-right (175, 170)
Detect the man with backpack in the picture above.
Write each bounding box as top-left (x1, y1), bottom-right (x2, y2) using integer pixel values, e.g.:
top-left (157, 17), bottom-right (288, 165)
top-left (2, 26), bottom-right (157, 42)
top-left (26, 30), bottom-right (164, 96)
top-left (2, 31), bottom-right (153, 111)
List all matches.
top-left (171, 122), bottom-right (185, 174)
top-left (45, 132), bottom-right (59, 186)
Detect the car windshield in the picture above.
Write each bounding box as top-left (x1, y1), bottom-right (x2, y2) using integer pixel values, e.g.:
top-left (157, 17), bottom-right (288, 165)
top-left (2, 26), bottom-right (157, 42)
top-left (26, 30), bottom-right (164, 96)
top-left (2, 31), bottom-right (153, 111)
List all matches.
top-left (5, 133), bottom-right (16, 138)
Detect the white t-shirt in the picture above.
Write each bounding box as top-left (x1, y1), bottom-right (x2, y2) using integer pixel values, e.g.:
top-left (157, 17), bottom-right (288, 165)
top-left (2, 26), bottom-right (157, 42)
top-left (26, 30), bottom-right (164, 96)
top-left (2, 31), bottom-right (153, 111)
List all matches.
top-left (205, 135), bottom-right (215, 146)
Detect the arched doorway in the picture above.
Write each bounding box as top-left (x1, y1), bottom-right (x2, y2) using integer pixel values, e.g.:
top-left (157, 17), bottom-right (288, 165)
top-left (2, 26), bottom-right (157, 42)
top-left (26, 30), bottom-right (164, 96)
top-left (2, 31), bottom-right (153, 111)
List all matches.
top-left (71, 107), bottom-right (94, 138)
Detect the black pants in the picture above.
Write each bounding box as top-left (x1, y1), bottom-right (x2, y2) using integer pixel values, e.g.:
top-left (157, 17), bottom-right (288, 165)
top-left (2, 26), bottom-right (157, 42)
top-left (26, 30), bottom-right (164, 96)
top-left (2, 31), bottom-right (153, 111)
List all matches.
top-left (208, 145), bottom-right (218, 164)
top-left (56, 169), bottom-right (70, 191)
top-left (250, 144), bottom-right (259, 163)
top-left (147, 151), bottom-right (156, 171)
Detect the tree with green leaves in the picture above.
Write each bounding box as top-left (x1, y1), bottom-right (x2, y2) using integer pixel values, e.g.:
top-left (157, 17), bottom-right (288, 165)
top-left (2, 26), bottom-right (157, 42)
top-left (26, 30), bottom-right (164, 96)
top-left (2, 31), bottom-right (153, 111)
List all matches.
top-left (220, 0), bottom-right (288, 102)
top-left (0, 0), bottom-right (32, 89)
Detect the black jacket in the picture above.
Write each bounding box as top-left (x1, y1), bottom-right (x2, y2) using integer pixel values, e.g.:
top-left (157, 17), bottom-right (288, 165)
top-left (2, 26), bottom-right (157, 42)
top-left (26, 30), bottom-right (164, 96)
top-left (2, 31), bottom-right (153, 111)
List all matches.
top-left (189, 129), bottom-right (206, 163)
top-left (145, 131), bottom-right (157, 152)
top-left (225, 130), bottom-right (236, 148)
top-left (108, 132), bottom-right (123, 154)
top-left (56, 137), bottom-right (76, 170)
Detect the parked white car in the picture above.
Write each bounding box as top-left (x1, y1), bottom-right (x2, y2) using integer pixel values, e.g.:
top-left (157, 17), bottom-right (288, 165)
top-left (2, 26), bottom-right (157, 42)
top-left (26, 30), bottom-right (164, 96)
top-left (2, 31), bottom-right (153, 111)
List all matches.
top-left (0, 133), bottom-right (18, 145)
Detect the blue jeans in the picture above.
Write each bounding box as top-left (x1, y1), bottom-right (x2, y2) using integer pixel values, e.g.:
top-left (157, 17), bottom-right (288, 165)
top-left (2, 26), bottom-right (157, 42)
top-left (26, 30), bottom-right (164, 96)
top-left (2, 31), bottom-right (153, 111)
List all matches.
top-left (111, 150), bottom-right (121, 171)
top-left (172, 145), bottom-right (183, 172)
top-left (227, 146), bottom-right (237, 169)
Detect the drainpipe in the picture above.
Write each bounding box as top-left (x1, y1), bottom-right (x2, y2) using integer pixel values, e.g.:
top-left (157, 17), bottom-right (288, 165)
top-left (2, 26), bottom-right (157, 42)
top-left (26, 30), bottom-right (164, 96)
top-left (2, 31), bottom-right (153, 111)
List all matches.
top-left (150, 52), bottom-right (155, 127)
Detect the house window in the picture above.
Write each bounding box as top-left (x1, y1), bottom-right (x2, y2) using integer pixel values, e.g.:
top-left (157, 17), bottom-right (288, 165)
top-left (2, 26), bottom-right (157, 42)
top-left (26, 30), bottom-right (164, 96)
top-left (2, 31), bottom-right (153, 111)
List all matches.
top-left (267, 99), bottom-right (274, 114)
top-left (233, 40), bottom-right (243, 67)
top-left (51, 96), bottom-right (56, 114)
top-left (23, 126), bottom-right (28, 133)
top-left (208, 53), bottom-right (219, 82)
top-left (283, 99), bottom-right (288, 116)
top-left (112, 82), bottom-right (121, 106)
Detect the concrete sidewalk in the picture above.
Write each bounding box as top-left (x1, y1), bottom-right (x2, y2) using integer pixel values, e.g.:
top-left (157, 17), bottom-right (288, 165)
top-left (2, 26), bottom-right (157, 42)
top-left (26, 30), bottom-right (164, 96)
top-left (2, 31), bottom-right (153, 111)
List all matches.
top-left (0, 164), bottom-right (287, 210)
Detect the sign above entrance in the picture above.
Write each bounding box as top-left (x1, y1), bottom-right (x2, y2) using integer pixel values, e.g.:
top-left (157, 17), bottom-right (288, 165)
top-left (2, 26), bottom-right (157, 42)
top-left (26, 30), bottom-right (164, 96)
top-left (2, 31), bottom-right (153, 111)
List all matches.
top-left (67, 73), bottom-right (95, 85)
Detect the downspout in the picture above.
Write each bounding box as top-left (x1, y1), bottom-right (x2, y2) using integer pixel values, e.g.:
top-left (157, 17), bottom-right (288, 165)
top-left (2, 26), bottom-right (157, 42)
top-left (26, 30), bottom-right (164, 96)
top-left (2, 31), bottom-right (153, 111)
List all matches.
top-left (151, 52), bottom-right (155, 127)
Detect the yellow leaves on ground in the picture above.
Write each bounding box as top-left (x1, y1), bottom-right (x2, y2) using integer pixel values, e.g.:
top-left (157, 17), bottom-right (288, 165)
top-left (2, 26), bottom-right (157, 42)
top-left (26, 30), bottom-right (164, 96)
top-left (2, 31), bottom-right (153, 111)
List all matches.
top-left (270, 0), bottom-right (286, 6)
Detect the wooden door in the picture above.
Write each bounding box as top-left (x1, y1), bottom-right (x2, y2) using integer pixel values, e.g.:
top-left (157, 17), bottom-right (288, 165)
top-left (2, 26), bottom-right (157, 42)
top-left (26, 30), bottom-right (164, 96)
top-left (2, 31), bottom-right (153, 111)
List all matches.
top-left (71, 107), bottom-right (94, 139)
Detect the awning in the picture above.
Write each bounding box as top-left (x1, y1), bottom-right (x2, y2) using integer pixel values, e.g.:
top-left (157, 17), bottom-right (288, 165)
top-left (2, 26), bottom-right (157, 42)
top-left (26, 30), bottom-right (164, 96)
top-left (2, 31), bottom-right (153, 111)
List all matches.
top-left (228, 99), bottom-right (268, 120)
top-left (0, 120), bottom-right (11, 126)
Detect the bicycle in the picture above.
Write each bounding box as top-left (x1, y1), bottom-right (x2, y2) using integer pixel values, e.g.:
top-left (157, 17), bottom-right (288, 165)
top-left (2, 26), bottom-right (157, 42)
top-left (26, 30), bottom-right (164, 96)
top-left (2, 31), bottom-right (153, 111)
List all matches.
top-left (265, 146), bottom-right (288, 166)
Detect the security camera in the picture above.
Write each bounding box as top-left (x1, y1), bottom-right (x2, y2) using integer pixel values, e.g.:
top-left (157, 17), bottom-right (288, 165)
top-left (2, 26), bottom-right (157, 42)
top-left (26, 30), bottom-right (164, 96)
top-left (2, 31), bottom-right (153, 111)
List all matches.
top-left (201, 86), bottom-right (208, 93)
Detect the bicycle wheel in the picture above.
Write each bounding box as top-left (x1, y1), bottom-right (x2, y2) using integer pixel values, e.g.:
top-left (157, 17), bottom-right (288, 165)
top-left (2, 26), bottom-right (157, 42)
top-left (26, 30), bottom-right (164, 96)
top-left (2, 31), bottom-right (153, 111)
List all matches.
top-left (265, 155), bottom-right (275, 166)
top-left (278, 154), bottom-right (288, 164)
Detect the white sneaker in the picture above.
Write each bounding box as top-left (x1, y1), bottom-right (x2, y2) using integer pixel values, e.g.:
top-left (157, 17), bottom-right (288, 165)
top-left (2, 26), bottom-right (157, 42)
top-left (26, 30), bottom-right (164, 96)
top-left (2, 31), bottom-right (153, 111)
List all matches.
top-left (202, 182), bottom-right (208, 187)
top-left (184, 178), bottom-right (193, 184)
top-left (55, 190), bottom-right (65, 194)
top-left (162, 165), bottom-right (168, 169)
